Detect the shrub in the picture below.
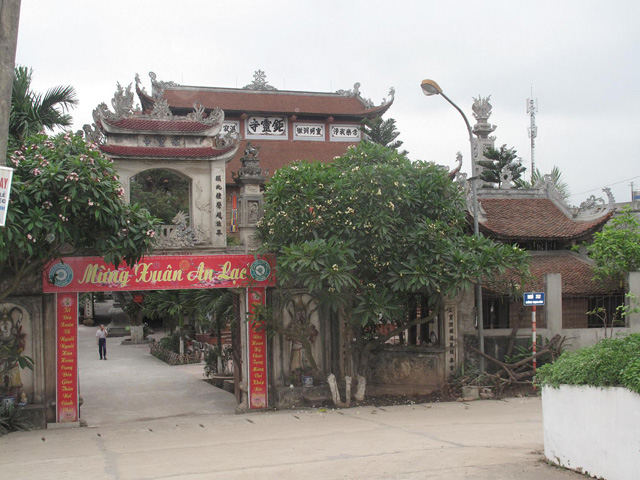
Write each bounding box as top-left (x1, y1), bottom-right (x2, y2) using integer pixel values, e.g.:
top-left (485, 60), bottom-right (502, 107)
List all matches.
top-left (0, 405), bottom-right (32, 436)
top-left (159, 332), bottom-right (181, 354)
top-left (204, 345), bottom-right (233, 378)
top-left (536, 333), bottom-right (640, 394)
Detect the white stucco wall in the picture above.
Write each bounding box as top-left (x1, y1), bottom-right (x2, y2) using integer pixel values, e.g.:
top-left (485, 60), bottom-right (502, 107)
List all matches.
top-left (542, 385), bottom-right (640, 480)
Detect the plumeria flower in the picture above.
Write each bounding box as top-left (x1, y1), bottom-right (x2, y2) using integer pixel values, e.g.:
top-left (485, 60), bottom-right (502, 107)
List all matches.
top-left (32, 168), bottom-right (42, 176)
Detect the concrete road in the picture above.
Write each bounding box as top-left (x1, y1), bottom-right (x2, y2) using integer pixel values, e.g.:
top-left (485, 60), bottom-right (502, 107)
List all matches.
top-left (0, 327), bottom-right (585, 479)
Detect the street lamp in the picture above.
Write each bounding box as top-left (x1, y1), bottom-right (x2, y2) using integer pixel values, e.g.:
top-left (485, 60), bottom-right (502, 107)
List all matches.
top-left (420, 78), bottom-right (486, 370)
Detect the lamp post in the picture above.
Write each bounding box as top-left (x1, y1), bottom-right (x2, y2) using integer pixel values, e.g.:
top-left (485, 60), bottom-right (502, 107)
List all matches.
top-left (420, 79), bottom-right (485, 370)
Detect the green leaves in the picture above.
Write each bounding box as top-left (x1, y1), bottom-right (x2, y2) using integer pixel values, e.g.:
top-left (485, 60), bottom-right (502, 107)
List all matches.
top-left (258, 142), bottom-right (529, 331)
top-left (584, 207), bottom-right (640, 284)
top-left (1, 132), bottom-right (158, 301)
top-left (9, 66), bottom-right (78, 142)
top-left (536, 333), bottom-right (640, 393)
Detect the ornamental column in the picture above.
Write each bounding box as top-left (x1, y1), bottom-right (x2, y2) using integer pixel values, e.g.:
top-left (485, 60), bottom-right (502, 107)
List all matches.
top-left (471, 96), bottom-right (497, 187)
top-left (233, 142), bottom-right (268, 252)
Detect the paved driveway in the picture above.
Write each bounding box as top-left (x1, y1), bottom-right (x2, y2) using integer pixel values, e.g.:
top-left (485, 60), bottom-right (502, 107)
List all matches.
top-left (78, 324), bottom-right (236, 426)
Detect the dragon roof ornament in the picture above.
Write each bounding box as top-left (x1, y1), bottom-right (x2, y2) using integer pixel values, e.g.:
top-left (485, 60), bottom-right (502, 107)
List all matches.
top-left (571, 187), bottom-right (615, 220)
top-left (336, 83), bottom-right (395, 110)
top-left (149, 71), bottom-right (180, 99)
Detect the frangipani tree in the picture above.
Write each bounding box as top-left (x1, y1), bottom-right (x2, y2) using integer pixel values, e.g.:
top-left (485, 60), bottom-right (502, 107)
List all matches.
top-left (257, 142), bottom-right (529, 402)
top-left (1, 132), bottom-right (158, 302)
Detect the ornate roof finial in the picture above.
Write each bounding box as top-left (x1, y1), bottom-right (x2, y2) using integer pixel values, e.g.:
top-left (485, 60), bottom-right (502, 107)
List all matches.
top-left (472, 95), bottom-right (497, 139)
top-left (243, 70), bottom-right (277, 91)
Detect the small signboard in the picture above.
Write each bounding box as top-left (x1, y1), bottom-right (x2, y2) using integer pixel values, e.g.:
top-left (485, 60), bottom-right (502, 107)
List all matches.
top-left (524, 292), bottom-right (545, 306)
top-left (0, 166), bottom-right (13, 227)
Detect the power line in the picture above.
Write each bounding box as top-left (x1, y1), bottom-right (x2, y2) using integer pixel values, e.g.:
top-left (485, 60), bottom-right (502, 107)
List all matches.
top-left (568, 174), bottom-right (640, 200)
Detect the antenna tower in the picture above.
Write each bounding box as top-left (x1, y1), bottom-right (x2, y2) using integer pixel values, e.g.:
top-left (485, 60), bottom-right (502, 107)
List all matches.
top-left (527, 94), bottom-right (538, 181)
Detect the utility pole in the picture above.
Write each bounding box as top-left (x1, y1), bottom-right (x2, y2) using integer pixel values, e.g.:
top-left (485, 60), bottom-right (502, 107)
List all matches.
top-left (0, 0), bottom-right (21, 166)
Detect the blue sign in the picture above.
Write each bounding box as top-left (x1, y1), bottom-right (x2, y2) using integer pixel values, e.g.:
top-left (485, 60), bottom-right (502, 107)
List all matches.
top-left (524, 292), bottom-right (545, 306)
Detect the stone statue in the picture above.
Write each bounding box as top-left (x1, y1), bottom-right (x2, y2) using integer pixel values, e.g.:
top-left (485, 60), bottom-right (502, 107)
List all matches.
top-left (285, 309), bottom-right (319, 375)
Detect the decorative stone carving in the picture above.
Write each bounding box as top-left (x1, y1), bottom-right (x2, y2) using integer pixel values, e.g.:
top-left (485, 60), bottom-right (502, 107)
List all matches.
top-left (92, 102), bottom-right (116, 122)
top-left (233, 142), bottom-right (269, 183)
top-left (472, 95), bottom-right (492, 121)
top-left (572, 188), bottom-right (615, 219)
top-left (149, 71), bottom-right (180, 99)
top-left (215, 131), bottom-right (239, 149)
top-left (194, 181), bottom-right (211, 213)
top-left (150, 98), bottom-right (172, 118)
top-left (111, 82), bottom-right (134, 116)
top-left (471, 95), bottom-right (497, 139)
top-left (499, 165), bottom-right (514, 189)
top-left (154, 211), bottom-right (207, 248)
top-left (81, 123), bottom-right (103, 145)
top-left (336, 82), bottom-right (361, 97)
top-left (187, 102), bottom-right (206, 122)
top-left (134, 73), bottom-right (147, 94)
top-left (243, 70), bottom-right (277, 91)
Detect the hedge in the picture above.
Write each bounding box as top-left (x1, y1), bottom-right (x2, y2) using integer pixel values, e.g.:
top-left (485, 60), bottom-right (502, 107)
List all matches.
top-left (535, 333), bottom-right (640, 394)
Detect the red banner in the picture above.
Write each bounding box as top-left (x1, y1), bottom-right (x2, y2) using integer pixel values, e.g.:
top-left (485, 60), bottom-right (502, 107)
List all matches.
top-left (43, 254), bottom-right (275, 293)
top-left (247, 288), bottom-right (268, 409)
top-left (56, 293), bottom-right (79, 423)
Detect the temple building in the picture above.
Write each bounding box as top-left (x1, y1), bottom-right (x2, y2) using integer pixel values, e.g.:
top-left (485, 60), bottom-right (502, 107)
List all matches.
top-left (89, 71), bottom-right (394, 248)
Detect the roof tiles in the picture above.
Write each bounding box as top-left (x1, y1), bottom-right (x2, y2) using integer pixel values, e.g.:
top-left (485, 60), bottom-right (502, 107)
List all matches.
top-left (479, 198), bottom-right (612, 241)
top-left (163, 88), bottom-right (389, 117)
top-left (102, 117), bottom-right (216, 133)
top-left (100, 144), bottom-right (235, 159)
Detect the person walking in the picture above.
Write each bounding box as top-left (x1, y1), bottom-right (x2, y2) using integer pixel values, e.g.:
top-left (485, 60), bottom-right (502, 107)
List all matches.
top-left (96, 324), bottom-right (107, 360)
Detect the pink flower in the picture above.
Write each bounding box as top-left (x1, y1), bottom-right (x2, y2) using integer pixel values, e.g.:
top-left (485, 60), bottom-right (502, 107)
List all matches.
top-left (146, 230), bottom-right (155, 238)
top-left (32, 168), bottom-right (42, 176)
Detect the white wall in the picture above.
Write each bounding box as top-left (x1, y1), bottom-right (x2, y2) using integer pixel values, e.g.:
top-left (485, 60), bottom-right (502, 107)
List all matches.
top-left (542, 385), bottom-right (640, 480)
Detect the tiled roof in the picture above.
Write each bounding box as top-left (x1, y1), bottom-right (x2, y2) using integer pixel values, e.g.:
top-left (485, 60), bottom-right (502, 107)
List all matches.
top-left (101, 117), bottom-right (217, 133)
top-left (479, 198), bottom-right (612, 241)
top-left (163, 88), bottom-right (391, 118)
top-left (225, 139), bottom-right (357, 184)
top-left (100, 144), bottom-right (235, 159)
top-left (485, 251), bottom-right (621, 295)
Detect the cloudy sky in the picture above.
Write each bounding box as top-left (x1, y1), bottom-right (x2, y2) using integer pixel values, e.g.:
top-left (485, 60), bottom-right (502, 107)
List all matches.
top-left (14, 0), bottom-right (640, 205)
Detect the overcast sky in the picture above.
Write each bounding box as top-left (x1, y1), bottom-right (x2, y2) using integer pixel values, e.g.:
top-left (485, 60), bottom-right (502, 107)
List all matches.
top-left (14, 0), bottom-right (640, 205)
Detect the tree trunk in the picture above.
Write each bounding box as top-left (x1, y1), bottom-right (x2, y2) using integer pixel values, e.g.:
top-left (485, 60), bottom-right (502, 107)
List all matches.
top-left (327, 373), bottom-right (351, 408)
top-left (354, 375), bottom-right (366, 402)
top-left (216, 321), bottom-right (223, 374)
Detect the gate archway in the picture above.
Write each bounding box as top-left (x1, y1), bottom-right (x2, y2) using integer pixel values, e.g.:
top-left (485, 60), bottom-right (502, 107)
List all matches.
top-left (43, 254), bottom-right (274, 426)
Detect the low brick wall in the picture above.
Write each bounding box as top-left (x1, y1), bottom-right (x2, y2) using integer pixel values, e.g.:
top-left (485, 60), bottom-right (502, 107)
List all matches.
top-left (149, 342), bottom-right (201, 365)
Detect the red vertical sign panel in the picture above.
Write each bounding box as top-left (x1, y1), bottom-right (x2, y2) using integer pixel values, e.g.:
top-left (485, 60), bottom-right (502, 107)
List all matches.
top-left (247, 287), bottom-right (267, 409)
top-left (56, 293), bottom-right (79, 423)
